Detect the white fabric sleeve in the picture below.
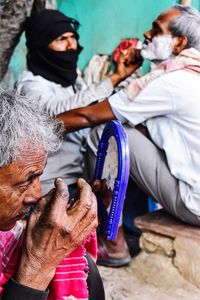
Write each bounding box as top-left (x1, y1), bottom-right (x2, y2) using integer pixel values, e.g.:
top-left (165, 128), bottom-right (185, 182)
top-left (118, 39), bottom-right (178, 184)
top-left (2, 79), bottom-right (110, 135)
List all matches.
top-left (108, 75), bottom-right (175, 126)
top-left (18, 76), bottom-right (113, 116)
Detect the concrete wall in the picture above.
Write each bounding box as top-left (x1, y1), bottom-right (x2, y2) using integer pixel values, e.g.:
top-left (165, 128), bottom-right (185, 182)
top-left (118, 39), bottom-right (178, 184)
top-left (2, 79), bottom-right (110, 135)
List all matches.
top-left (2, 0), bottom-right (200, 87)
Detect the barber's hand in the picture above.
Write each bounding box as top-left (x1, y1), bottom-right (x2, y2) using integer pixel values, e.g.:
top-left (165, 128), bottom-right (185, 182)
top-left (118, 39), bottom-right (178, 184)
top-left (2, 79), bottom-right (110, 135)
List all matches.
top-left (116, 47), bottom-right (143, 78)
top-left (16, 178), bottom-right (97, 291)
top-left (109, 47), bottom-right (143, 87)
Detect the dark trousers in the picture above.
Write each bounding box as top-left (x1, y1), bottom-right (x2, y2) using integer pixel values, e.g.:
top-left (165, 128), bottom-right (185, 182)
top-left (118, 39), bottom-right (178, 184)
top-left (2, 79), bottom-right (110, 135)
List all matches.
top-left (86, 253), bottom-right (105, 300)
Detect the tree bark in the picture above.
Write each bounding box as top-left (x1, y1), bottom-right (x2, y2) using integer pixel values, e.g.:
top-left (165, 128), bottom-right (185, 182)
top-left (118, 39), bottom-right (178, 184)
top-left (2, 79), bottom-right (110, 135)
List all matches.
top-left (0, 0), bottom-right (47, 80)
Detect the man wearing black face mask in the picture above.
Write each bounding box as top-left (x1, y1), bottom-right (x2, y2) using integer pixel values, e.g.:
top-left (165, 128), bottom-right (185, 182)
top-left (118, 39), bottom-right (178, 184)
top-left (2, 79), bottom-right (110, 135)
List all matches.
top-left (17, 9), bottom-right (136, 198)
top-left (25, 10), bottom-right (83, 88)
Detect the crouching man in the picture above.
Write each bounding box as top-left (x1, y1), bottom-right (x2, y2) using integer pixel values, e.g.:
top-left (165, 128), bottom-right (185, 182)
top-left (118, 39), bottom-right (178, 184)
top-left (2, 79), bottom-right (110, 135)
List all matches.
top-left (0, 90), bottom-right (103, 300)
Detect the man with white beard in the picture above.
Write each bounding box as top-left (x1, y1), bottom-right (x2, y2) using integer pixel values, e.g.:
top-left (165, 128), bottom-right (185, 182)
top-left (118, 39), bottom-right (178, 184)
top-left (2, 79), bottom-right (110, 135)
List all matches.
top-left (142, 35), bottom-right (174, 61)
top-left (55, 4), bottom-right (200, 265)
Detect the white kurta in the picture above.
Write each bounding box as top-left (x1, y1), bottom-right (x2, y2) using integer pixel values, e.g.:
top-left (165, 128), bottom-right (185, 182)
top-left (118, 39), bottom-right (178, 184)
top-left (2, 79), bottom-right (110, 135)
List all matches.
top-left (109, 69), bottom-right (200, 216)
top-left (17, 71), bottom-right (114, 194)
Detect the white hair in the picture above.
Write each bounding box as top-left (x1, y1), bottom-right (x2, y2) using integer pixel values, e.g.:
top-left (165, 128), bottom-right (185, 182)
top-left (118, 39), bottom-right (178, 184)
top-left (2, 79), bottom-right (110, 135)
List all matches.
top-left (0, 90), bottom-right (64, 167)
top-left (170, 4), bottom-right (200, 51)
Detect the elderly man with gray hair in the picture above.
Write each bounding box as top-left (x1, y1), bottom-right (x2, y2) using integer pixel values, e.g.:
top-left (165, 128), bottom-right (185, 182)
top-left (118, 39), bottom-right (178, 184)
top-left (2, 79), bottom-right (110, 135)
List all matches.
top-left (55, 5), bottom-right (200, 266)
top-left (0, 90), bottom-right (104, 299)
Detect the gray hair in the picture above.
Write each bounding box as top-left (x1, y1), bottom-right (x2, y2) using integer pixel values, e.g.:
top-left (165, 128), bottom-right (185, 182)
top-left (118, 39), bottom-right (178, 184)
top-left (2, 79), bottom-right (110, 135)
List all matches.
top-left (169, 4), bottom-right (200, 51)
top-left (0, 90), bottom-right (64, 167)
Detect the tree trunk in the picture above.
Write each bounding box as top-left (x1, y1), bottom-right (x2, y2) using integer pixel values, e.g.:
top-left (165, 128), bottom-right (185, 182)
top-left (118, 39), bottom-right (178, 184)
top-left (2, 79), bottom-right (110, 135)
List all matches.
top-left (0, 0), bottom-right (47, 80)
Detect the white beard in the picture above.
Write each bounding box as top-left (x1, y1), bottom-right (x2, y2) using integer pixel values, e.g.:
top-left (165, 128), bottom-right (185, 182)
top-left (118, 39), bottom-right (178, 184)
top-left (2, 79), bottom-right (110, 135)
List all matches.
top-left (141, 35), bottom-right (174, 61)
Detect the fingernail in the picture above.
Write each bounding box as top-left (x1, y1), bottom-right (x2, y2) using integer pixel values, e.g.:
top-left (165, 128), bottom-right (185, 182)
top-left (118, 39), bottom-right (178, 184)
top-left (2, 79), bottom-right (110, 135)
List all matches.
top-left (78, 178), bottom-right (86, 183)
top-left (56, 178), bottom-right (63, 184)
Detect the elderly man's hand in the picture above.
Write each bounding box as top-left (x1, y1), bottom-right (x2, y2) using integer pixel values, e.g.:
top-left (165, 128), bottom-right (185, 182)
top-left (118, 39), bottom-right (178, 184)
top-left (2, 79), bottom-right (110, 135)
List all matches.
top-left (16, 178), bottom-right (97, 291)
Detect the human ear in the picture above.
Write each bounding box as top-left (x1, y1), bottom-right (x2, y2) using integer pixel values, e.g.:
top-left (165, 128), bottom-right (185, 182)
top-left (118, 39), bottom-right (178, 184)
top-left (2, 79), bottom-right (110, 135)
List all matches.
top-left (173, 36), bottom-right (188, 55)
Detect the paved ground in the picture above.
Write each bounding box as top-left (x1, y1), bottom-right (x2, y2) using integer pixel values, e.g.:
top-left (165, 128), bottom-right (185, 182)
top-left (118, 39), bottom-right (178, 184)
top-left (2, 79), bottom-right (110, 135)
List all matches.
top-left (98, 253), bottom-right (200, 300)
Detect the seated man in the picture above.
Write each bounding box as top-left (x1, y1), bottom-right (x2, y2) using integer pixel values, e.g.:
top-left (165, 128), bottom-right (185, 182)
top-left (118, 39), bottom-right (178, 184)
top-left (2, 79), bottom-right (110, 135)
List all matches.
top-left (56, 4), bottom-right (200, 230)
top-left (16, 9), bottom-right (137, 197)
top-left (0, 90), bottom-right (103, 300)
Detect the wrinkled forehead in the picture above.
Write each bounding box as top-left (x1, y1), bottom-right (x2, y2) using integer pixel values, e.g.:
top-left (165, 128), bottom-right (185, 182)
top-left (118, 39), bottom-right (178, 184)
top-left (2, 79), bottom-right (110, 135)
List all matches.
top-left (156, 8), bottom-right (181, 28)
top-left (15, 141), bottom-right (47, 165)
top-left (17, 146), bottom-right (46, 163)
top-left (0, 146), bottom-right (47, 183)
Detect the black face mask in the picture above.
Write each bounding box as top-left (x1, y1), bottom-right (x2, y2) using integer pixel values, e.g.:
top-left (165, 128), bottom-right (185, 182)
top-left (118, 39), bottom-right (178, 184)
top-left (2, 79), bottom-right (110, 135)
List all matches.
top-left (27, 45), bottom-right (83, 87)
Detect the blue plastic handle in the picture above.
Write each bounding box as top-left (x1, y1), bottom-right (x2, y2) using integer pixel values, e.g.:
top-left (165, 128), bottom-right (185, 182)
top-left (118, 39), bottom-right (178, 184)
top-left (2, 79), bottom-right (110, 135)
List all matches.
top-left (93, 121), bottom-right (130, 240)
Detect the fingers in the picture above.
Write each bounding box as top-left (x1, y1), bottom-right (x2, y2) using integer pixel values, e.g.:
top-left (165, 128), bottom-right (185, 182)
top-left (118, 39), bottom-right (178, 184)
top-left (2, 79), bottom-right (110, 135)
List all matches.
top-left (68, 219), bottom-right (97, 253)
top-left (48, 178), bottom-right (69, 220)
top-left (25, 194), bottom-right (50, 237)
top-left (101, 178), bottom-right (111, 191)
top-left (124, 50), bottom-right (135, 65)
top-left (91, 179), bottom-right (101, 193)
top-left (34, 179), bottom-right (69, 226)
top-left (97, 179), bottom-right (112, 209)
top-left (29, 179), bottom-right (69, 226)
top-left (76, 178), bottom-right (93, 210)
top-left (75, 192), bottom-right (97, 231)
top-left (63, 193), bottom-right (98, 250)
top-left (66, 178), bottom-right (97, 225)
top-left (36, 189), bottom-right (56, 213)
top-left (23, 178), bottom-right (97, 270)
top-left (91, 179), bottom-right (110, 193)
top-left (76, 177), bottom-right (88, 189)
top-left (121, 47), bottom-right (143, 66)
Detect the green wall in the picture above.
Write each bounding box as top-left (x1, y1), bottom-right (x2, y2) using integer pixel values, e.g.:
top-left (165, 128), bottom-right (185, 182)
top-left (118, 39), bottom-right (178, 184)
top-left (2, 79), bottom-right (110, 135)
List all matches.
top-left (57, 0), bottom-right (181, 70)
top-left (3, 0), bottom-right (200, 87)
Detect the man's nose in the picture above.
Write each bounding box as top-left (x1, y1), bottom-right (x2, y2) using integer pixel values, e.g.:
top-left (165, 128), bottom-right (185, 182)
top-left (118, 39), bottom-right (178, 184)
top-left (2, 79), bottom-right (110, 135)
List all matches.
top-left (24, 178), bottom-right (42, 205)
top-left (66, 39), bottom-right (76, 50)
top-left (143, 29), bottom-right (152, 41)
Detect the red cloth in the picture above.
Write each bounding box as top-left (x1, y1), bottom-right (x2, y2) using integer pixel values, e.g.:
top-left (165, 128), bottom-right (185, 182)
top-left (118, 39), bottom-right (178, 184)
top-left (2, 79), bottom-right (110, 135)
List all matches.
top-left (112, 38), bottom-right (139, 62)
top-left (0, 222), bottom-right (97, 300)
top-left (48, 231), bottom-right (97, 300)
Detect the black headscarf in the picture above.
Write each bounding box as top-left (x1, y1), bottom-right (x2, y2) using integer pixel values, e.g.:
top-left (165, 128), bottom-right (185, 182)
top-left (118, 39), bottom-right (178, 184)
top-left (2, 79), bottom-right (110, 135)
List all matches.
top-left (25, 9), bottom-right (83, 87)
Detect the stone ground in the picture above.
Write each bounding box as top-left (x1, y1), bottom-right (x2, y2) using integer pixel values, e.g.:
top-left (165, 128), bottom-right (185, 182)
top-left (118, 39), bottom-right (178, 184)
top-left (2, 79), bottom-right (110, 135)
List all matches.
top-left (98, 252), bottom-right (200, 300)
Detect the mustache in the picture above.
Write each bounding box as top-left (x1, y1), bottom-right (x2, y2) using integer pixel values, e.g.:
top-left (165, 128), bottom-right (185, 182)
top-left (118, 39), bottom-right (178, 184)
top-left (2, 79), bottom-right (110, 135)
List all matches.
top-left (143, 38), bottom-right (151, 46)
